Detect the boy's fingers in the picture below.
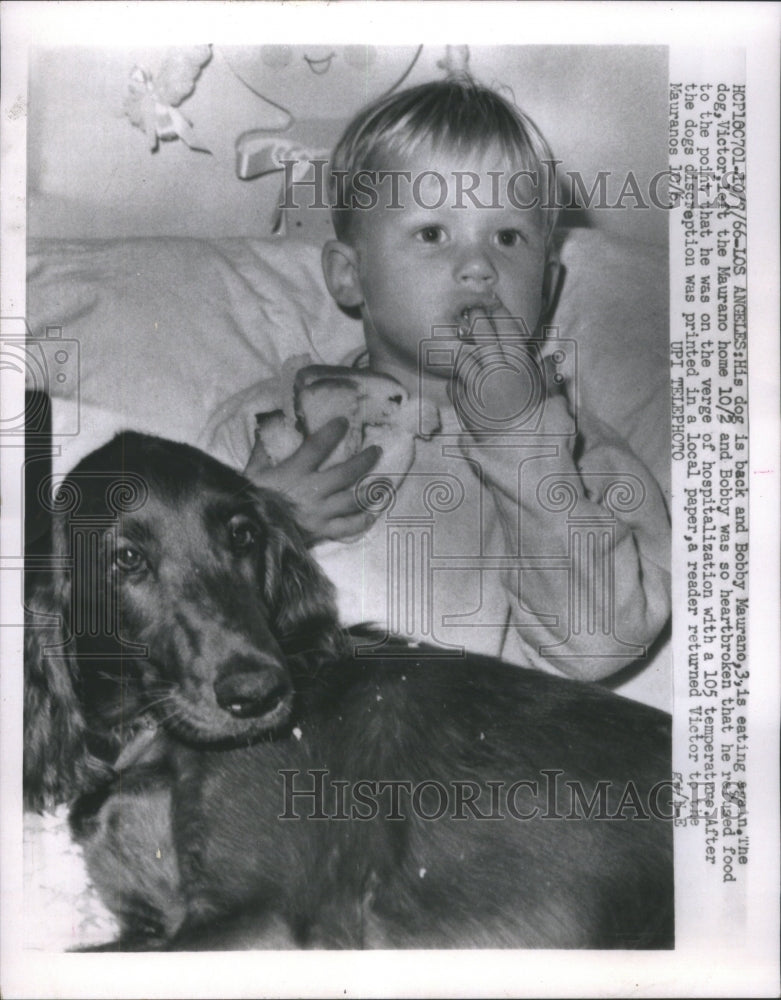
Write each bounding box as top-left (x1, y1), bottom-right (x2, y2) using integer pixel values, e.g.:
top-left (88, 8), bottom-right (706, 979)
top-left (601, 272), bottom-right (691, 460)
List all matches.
top-left (244, 434), bottom-right (273, 476)
top-left (318, 444), bottom-right (383, 495)
top-left (459, 308), bottom-right (504, 376)
top-left (321, 510), bottom-right (376, 542)
top-left (463, 308), bottom-right (499, 345)
top-left (457, 303), bottom-right (538, 392)
top-left (289, 417), bottom-right (350, 471)
top-left (486, 300), bottom-right (518, 326)
top-left (487, 299), bottom-right (533, 334)
top-left (469, 304), bottom-right (530, 351)
top-left (320, 492), bottom-right (361, 519)
top-left (321, 487), bottom-right (374, 519)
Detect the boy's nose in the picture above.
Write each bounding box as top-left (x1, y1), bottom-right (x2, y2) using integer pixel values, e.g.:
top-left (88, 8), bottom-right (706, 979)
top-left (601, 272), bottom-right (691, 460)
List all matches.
top-left (456, 252), bottom-right (498, 287)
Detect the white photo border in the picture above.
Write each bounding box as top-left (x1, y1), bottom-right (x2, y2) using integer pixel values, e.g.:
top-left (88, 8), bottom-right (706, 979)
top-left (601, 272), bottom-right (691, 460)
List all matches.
top-left (1, 3), bottom-right (778, 998)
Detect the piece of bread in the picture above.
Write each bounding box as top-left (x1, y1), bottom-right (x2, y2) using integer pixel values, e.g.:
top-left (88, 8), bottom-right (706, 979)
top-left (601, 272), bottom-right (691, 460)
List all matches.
top-left (253, 409), bottom-right (306, 466)
top-left (254, 362), bottom-right (440, 478)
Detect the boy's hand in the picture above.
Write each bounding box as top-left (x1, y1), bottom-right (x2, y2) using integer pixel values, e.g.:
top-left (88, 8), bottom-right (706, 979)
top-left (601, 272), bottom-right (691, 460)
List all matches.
top-left (244, 417), bottom-right (382, 544)
top-left (450, 303), bottom-right (570, 437)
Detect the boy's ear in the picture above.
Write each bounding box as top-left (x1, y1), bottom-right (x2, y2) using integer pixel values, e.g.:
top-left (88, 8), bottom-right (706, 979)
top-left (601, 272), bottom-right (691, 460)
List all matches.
top-left (322, 240), bottom-right (364, 308)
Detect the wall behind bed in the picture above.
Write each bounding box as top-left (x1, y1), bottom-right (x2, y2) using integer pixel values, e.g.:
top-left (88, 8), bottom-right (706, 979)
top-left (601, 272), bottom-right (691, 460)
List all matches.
top-left (27, 44), bottom-right (668, 244)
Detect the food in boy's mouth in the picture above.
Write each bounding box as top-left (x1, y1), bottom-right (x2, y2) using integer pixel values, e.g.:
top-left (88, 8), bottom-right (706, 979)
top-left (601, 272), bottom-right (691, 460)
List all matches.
top-left (456, 295), bottom-right (501, 341)
top-left (458, 307), bottom-right (482, 341)
top-left (255, 361), bottom-right (440, 479)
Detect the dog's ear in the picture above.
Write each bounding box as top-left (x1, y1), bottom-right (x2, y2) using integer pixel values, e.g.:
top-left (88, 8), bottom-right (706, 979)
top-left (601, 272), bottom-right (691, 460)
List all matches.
top-left (259, 493), bottom-right (343, 661)
top-left (24, 556), bottom-right (108, 811)
top-left (24, 567), bottom-right (85, 810)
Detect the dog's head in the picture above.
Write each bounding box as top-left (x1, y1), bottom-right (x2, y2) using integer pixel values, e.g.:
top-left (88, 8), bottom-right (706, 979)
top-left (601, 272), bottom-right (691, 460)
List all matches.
top-left (25, 432), bottom-right (342, 810)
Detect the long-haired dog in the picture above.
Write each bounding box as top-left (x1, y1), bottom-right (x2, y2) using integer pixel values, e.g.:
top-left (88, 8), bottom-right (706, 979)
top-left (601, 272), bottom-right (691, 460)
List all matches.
top-left (25, 432), bottom-right (674, 950)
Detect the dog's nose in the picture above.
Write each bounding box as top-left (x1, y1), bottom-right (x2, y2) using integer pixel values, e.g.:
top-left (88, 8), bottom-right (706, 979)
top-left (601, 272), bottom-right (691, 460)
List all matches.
top-left (214, 668), bottom-right (292, 720)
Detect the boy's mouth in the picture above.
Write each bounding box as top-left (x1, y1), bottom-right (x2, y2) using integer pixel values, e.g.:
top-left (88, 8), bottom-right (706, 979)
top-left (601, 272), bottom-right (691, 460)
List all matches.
top-left (456, 298), bottom-right (500, 340)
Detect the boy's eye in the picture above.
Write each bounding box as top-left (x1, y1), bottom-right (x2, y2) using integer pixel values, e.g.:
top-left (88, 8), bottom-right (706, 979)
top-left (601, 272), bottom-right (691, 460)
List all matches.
top-left (496, 229), bottom-right (525, 247)
top-left (415, 226), bottom-right (446, 244)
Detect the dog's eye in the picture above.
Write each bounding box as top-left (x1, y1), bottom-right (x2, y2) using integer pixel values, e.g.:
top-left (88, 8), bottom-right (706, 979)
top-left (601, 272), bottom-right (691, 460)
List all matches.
top-left (228, 515), bottom-right (258, 554)
top-left (114, 545), bottom-right (145, 573)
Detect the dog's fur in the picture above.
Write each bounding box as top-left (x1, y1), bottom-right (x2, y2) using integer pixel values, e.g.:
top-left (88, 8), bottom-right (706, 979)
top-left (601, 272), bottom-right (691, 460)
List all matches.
top-left (25, 432), bottom-right (674, 950)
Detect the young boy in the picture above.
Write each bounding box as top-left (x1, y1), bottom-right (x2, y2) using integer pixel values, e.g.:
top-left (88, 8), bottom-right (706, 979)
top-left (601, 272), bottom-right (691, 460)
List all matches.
top-left (202, 78), bottom-right (670, 688)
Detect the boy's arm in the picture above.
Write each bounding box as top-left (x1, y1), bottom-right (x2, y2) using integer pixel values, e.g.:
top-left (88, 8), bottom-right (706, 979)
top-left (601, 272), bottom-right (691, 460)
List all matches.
top-left (456, 362), bottom-right (670, 682)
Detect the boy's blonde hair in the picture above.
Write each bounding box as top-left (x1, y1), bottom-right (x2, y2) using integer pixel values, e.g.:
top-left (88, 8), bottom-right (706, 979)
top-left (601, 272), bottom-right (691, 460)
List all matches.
top-left (329, 77), bottom-right (559, 244)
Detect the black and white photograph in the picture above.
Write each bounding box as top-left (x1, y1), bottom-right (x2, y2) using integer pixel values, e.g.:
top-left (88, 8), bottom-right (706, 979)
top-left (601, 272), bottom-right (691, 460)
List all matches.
top-left (1, 3), bottom-right (778, 998)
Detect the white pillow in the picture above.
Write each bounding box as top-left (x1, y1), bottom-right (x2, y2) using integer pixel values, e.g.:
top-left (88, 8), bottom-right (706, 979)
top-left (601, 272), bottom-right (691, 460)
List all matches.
top-left (553, 229), bottom-right (669, 497)
top-left (27, 237), bottom-right (363, 472)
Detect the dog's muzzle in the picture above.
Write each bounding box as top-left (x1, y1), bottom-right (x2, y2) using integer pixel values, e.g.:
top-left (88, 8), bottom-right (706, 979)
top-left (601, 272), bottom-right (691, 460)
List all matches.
top-left (213, 658), bottom-right (293, 721)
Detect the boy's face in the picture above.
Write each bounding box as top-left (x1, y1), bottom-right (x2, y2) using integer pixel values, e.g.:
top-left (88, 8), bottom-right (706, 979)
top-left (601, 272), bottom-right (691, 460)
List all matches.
top-left (326, 142), bottom-right (554, 397)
